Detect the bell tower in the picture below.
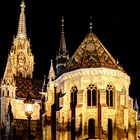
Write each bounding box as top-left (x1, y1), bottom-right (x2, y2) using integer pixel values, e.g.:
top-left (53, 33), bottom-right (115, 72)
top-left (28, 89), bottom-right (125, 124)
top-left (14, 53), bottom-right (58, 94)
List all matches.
top-left (2, 0), bottom-right (34, 86)
top-left (0, 0), bottom-right (34, 130)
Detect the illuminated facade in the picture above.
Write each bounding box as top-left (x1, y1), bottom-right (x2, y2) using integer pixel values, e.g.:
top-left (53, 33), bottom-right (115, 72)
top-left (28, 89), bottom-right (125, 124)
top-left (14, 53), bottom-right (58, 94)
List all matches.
top-left (42, 18), bottom-right (140, 140)
top-left (0, 1), bottom-right (43, 140)
top-left (0, 1), bottom-right (139, 140)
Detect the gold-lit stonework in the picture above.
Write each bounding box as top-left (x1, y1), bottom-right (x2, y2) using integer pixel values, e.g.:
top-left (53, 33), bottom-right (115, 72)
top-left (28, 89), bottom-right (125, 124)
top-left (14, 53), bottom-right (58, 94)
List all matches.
top-left (0, 1), bottom-right (42, 139)
top-left (42, 20), bottom-right (139, 140)
top-left (0, 1), bottom-right (139, 140)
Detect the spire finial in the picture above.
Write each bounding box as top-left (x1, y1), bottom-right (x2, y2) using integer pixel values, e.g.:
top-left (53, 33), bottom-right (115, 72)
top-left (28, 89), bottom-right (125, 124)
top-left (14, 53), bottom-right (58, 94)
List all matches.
top-left (21, 0), bottom-right (25, 9)
top-left (48, 60), bottom-right (55, 81)
top-left (17, 0), bottom-right (27, 38)
top-left (89, 16), bottom-right (93, 32)
top-left (61, 16), bottom-right (64, 33)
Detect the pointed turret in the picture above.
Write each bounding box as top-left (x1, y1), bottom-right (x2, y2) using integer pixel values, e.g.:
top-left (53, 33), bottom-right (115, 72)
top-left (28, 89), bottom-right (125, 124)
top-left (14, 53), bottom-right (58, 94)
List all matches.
top-left (56, 16), bottom-right (69, 76)
top-left (47, 60), bottom-right (55, 90)
top-left (134, 98), bottom-right (140, 120)
top-left (48, 60), bottom-right (55, 82)
top-left (17, 0), bottom-right (27, 39)
top-left (2, 58), bottom-right (15, 86)
top-left (134, 98), bottom-right (139, 112)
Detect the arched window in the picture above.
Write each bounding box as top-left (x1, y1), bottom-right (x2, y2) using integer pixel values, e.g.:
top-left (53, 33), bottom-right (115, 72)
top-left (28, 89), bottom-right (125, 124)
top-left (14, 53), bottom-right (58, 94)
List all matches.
top-left (70, 86), bottom-right (77, 109)
top-left (88, 118), bottom-right (95, 138)
top-left (108, 118), bottom-right (113, 140)
top-left (106, 84), bottom-right (114, 107)
top-left (87, 84), bottom-right (97, 106)
top-left (70, 86), bottom-right (77, 140)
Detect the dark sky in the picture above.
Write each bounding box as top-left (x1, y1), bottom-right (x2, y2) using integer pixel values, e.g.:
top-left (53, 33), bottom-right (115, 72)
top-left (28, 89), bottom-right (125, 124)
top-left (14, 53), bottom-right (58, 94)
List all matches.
top-left (0, 0), bottom-right (139, 102)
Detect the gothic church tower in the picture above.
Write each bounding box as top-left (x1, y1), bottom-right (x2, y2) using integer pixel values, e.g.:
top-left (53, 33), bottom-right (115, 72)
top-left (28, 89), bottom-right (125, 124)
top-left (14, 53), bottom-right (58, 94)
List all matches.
top-left (1, 0), bottom-right (34, 123)
top-left (2, 0), bottom-right (34, 85)
top-left (0, 1), bottom-right (41, 139)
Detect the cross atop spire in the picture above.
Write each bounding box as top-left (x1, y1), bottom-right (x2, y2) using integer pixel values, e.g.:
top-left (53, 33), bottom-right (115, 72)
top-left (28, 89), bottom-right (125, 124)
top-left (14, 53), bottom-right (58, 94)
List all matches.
top-left (16, 0), bottom-right (27, 38)
top-left (21, 0), bottom-right (25, 8)
top-left (61, 16), bottom-right (64, 33)
top-left (89, 16), bottom-right (93, 32)
top-left (59, 16), bottom-right (67, 54)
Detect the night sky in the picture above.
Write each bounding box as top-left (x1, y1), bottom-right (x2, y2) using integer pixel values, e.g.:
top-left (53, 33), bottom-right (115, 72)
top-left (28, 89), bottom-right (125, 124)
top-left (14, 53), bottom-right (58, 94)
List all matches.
top-left (0, 1), bottom-right (139, 104)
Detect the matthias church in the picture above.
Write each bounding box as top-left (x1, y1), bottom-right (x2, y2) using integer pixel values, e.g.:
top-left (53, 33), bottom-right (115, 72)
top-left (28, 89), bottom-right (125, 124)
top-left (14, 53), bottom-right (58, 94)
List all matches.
top-left (0, 1), bottom-right (140, 140)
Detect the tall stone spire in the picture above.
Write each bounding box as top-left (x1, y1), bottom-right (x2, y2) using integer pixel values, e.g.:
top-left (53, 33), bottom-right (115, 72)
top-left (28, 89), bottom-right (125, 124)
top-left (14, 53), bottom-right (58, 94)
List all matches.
top-left (17, 0), bottom-right (27, 39)
top-left (56, 16), bottom-right (69, 76)
top-left (59, 16), bottom-right (67, 55)
top-left (2, 0), bottom-right (34, 85)
top-left (48, 60), bottom-right (55, 82)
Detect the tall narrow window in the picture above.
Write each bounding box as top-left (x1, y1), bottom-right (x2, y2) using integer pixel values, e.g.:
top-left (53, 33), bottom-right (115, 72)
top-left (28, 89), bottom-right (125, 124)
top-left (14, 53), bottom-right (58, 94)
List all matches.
top-left (106, 90), bottom-right (109, 106)
top-left (87, 90), bottom-right (91, 106)
top-left (110, 90), bottom-right (113, 106)
top-left (70, 86), bottom-right (77, 140)
top-left (88, 119), bottom-right (95, 138)
top-left (70, 86), bottom-right (77, 110)
top-left (106, 84), bottom-right (114, 107)
top-left (108, 119), bottom-right (113, 140)
top-left (87, 84), bottom-right (97, 106)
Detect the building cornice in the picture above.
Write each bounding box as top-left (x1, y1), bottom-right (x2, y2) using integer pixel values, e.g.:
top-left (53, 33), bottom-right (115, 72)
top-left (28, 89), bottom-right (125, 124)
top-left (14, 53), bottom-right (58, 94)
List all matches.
top-left (55, 68), bottom-right (130, 86)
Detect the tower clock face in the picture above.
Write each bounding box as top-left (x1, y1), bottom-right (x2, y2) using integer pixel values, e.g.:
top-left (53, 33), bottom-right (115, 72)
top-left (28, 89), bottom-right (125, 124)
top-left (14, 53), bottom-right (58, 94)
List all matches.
top-left (18, 53), bottom-right (26, 66)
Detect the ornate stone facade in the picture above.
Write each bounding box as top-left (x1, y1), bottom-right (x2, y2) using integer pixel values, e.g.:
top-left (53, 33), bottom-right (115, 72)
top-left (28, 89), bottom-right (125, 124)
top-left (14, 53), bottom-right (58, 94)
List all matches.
top-left (0, 1), bottom-right (43, 140)
top-left (0, 1), bottom-right (139, 140)
top-left (42, 19), bottom-right (139, 140)
top-left (43, 68), bottom-right (138, 140)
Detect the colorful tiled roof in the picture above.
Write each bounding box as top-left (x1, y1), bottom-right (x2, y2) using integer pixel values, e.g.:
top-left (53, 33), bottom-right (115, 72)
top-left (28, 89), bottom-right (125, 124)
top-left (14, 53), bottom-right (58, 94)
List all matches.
top-left (66, 32), bottom-right (124, 72)
top-left (15, 77), bottom-right (42, 99)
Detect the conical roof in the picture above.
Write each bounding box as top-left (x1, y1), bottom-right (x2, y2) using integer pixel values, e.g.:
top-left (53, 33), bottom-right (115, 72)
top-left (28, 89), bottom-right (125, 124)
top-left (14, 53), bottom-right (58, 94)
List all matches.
top-left (66, 32), bottom-right (124, 72)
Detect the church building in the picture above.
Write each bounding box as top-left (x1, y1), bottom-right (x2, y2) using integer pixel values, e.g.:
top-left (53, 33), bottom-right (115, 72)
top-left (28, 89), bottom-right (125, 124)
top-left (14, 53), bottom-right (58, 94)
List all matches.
top-left (42, 8), bottom-right (140, 140)
top-left (0, 0), bottom-right (140, 140)
top-left (0, 1), bottom-right (43, 139)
